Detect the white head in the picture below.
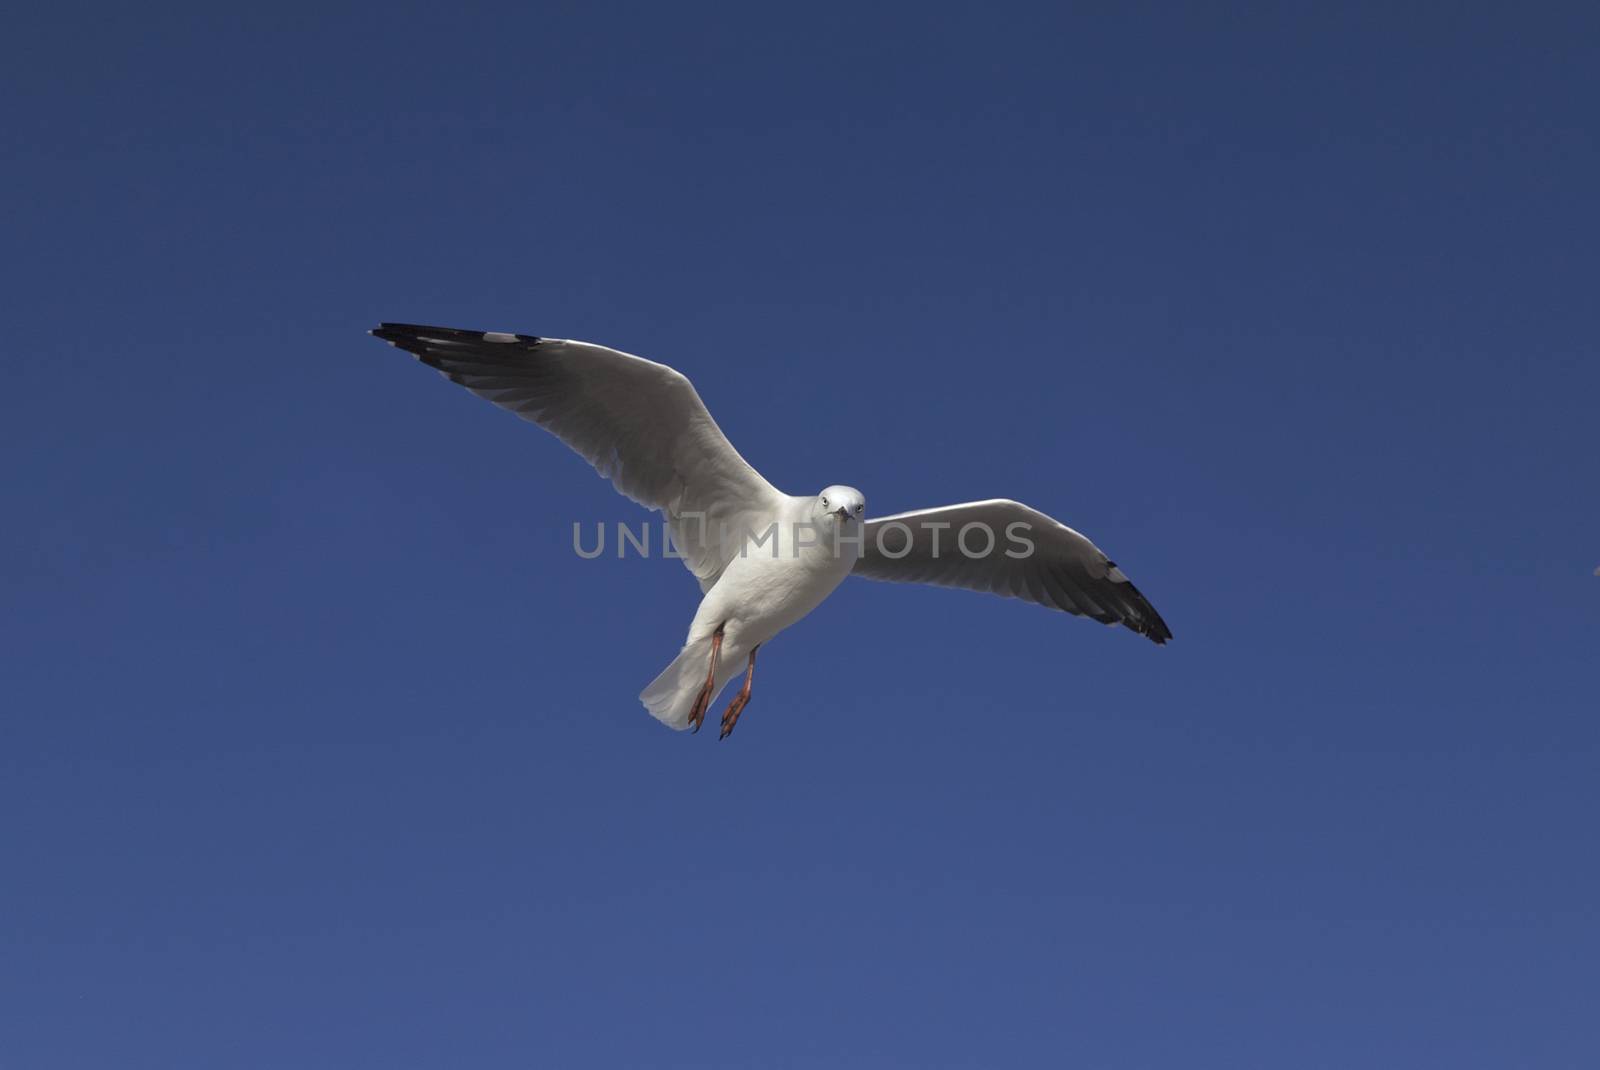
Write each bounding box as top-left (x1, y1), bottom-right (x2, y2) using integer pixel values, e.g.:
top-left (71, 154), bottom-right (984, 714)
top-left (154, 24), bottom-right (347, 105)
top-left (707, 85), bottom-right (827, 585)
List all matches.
top-left (814, 484), bottom-right (867, 525)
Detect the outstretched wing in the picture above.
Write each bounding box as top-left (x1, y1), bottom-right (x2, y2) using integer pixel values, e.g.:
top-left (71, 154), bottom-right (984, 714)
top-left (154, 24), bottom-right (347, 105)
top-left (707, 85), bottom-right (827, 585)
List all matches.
top-left (372, 323), bottom-right (783, 591)
top-left (854, 499), bottom-right (1172, 644)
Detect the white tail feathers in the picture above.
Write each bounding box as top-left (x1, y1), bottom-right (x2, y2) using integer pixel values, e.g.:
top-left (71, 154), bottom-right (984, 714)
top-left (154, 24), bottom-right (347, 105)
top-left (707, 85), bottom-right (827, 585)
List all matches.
top-left (639, 636), bottom-right (743, 730)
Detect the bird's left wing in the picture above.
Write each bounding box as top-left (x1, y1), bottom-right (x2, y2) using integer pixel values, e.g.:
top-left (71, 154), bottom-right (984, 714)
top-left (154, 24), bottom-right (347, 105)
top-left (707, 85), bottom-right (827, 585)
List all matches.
top-left (854, 499), bottom-right (1172, 644)
top-left (372, 323), bottom-right (784, 591)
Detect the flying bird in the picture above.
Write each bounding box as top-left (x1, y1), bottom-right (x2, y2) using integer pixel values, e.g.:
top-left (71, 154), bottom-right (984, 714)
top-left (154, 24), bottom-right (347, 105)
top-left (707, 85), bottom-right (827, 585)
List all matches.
top-left (371, 323), bottom-right (1171, 738)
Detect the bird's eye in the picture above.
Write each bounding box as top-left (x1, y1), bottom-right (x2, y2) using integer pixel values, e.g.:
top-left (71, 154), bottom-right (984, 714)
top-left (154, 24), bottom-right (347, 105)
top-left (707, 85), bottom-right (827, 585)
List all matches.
top-left (855, 504), bottom-right (864, 514)
top-left (821, 497), bottom-right (828, 506)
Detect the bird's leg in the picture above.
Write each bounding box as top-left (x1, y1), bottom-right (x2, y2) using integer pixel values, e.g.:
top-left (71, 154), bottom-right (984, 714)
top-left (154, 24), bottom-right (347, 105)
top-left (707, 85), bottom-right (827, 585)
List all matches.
top-left (687, 625), bottom-right (724, 734)
top-left (718, 645), bottom-right (760, 741)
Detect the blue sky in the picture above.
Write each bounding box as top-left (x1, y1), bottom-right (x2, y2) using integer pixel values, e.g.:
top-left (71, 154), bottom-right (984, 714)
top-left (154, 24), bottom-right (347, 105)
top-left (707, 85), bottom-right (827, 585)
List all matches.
top-left (3, 3), bottom-right (1597, 1067)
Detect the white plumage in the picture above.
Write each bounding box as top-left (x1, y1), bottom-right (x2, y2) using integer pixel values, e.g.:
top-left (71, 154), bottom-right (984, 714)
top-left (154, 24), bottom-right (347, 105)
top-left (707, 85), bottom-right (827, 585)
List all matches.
top-left (373, 323), bottom-right (1171, 737)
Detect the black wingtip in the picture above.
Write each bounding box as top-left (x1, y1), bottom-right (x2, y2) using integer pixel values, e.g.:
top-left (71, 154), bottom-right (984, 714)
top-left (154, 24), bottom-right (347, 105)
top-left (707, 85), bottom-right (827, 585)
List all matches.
top-left (370, 323), bottom-right (545, 354)
top-left (1135, 600), bottom-right (1173, 644)
top-left (1123, 584), bottom-right (1173, 645)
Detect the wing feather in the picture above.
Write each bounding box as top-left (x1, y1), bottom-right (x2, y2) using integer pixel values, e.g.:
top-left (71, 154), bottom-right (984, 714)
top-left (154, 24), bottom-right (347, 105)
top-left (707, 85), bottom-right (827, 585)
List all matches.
top-left (854, 499), bottom-right (1172, 644)
top-left (372, 323), bottom-right (782, 591)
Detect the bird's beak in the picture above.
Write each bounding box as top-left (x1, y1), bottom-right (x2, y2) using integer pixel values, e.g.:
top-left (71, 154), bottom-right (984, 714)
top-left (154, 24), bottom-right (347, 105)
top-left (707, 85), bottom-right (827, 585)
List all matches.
top-left (833, 507), bottom-right (851, 521)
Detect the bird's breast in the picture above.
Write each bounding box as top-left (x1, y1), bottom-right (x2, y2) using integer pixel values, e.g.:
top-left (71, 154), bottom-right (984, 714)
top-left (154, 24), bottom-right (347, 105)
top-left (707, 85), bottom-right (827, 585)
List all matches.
top-left (712, 526), bottom-right (859, 633)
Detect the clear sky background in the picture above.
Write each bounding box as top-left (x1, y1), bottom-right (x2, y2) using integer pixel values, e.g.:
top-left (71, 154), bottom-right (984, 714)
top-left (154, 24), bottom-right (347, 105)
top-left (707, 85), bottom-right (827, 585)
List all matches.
top-left (4, 4), bottom-right (1597, 1067)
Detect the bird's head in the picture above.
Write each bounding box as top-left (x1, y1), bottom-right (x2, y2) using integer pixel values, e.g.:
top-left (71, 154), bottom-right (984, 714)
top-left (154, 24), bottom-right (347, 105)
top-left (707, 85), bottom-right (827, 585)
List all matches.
top-left (814, 485), bottom-right (867, 525)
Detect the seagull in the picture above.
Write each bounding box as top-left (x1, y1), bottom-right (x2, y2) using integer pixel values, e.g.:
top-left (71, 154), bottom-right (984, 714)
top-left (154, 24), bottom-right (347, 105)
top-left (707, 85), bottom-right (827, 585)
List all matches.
top-left (371, 323), bottom-right (1171, 738)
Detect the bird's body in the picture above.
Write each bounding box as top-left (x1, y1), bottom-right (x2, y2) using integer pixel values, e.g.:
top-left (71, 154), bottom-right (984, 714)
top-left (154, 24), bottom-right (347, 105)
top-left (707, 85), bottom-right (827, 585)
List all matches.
top-left (372, 322), bottom-right (1171, 737)
top-left (643, 491), bottom-right (864, 728)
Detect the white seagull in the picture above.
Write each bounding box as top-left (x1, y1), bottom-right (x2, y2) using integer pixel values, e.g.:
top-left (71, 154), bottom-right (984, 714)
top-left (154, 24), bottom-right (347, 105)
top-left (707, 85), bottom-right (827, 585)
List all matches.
top-left (372, 323), bottom-right (1171, 738)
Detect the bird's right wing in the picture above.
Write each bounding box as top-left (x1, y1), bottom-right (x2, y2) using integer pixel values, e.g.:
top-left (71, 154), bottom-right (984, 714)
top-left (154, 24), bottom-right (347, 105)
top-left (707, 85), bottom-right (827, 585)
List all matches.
top-left (854, 499), bottom-right (1172, 644)
top-left (373, 323), bottom-right (783, 591)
